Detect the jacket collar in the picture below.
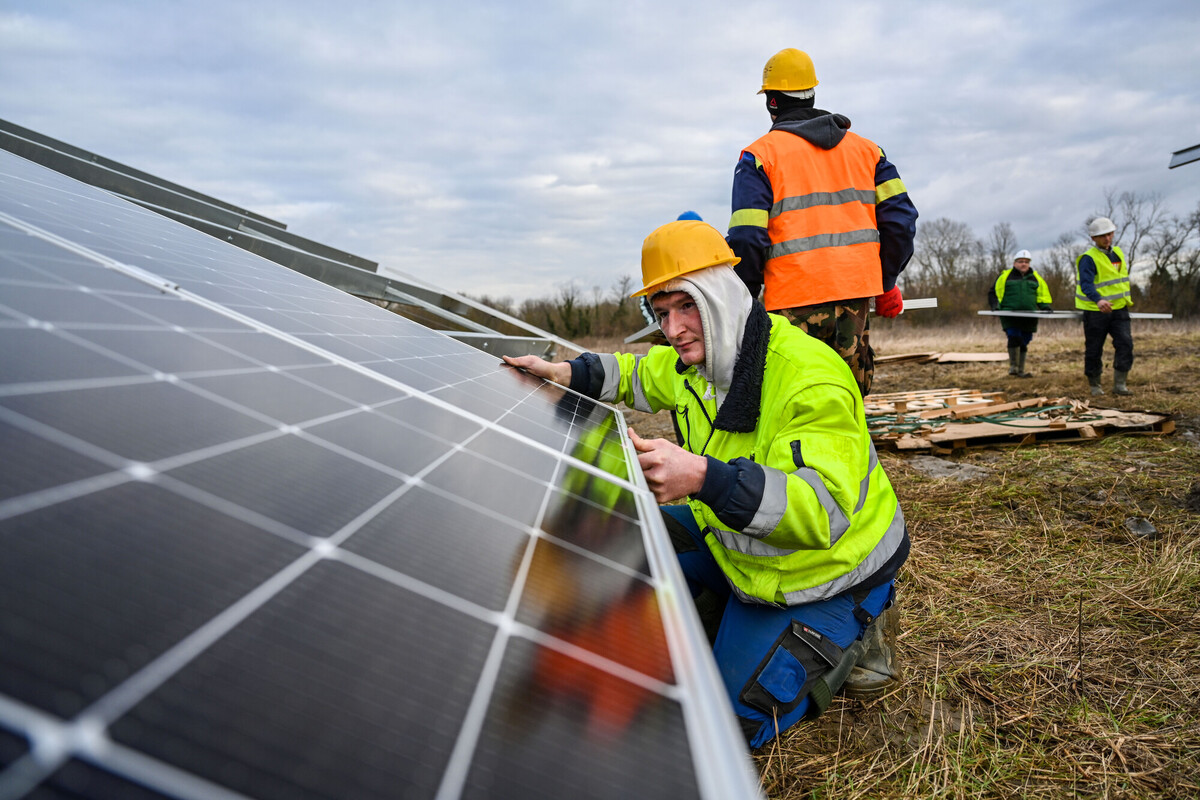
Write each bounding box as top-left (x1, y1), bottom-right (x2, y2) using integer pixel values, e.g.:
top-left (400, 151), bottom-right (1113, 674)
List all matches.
top-left (675, 301), bottom-right (770, 433)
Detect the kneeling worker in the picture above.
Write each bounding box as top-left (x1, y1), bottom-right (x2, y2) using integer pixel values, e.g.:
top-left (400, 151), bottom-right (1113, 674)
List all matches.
top-left (503, 220), bottom-right (910, 748)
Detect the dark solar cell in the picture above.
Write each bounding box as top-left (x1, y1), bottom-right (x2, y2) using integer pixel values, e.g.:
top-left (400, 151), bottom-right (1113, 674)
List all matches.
top-left (0, 481), bottom-right (305, 717)
top-left (0, 329), bottom-right (141, 384)
top-left (102, 292), bottom-right (257, 330)
top-left (302, 409), bottom-right (450, 475)
top-left (182, 370), bottom-right (355, 424)
top-left (30, 760), bottom-right (179, 800)
top-left (163, 434), bottom-right (402, 538)
top-left (286, 363), bottom-right (407, 405)
top-left (341, 483), bottom-right (530, 610)
top-left (467, 427), bottom-right (561, 484)
top-left (0, 728), bottom-right (28, 770)
top-left (107, 561), bottom-right (495, 800)
top-left (516, 539), bottom-right (663, 668)
top-left (363, 356), bottom-right (465, 392)
top-left (372, 394), bottom-right (484, 443)
top-left (188, 331), bottom-right (332, 368)
top-left (464, 635), bottom-right (699, 800)
top-left (0, 382), bottom-right (274, 462)
top-left (67, 329), bottom-right (260, 373)
top-left (423, 450), bottom-right (551, 529)
top-left (0, 420), bottom-right (112, 501)
top-left (540, 490), bottom-right (648, 575)
top-left (0, 283), bottom-right (152, 327)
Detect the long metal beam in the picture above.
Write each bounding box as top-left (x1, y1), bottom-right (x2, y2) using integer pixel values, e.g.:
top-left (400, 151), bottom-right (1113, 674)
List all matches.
top-left (1169, 144), bottom-right (1200, 169)
top-left (626, 296), bottom-right (942, 344)
top-left (978, 310), bottom-right (1173, 319)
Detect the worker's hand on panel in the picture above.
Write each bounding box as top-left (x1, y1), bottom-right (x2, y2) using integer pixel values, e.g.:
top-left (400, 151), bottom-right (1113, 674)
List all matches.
top-left (628, 429), bottom-right (707, 504)
top-left (501, 354), bottom-right (572, 386)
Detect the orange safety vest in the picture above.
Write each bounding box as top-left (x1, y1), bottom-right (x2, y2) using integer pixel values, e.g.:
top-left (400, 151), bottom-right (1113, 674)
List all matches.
top-left (745, 129), bottom-right (883, 309)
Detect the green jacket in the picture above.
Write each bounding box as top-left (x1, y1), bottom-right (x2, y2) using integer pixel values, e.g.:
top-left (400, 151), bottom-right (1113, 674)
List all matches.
top-left (991, 268), bottom-right (1052, 333)
top-left (576, 309), bottom-right (908, 606)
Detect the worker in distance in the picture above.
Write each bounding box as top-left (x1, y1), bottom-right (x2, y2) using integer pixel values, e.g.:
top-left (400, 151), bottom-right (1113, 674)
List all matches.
top-left (503, 219), bottom-right (909, 748)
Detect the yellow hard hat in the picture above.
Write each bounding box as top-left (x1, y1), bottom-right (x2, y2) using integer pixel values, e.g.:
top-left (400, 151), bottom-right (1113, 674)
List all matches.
top-left (759, 48), bottom-right (818, 94)
top-left (631, 220), bottom-right (740, 297)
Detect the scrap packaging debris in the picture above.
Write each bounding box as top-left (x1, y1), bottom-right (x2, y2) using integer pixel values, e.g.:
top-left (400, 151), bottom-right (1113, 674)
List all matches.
top-left (866, 388), bottom-right (1174, 453)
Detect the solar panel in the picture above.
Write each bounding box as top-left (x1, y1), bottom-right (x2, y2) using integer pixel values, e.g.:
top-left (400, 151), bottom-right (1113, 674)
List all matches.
top-left (0, 150), bottom-right (762, 799)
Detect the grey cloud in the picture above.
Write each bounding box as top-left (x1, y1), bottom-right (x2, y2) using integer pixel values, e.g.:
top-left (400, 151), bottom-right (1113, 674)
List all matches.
top-left (1, 0), bottom-right (1197, 301)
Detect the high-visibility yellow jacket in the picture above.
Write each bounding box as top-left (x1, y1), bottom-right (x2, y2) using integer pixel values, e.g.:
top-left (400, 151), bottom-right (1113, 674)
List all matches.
top-left (581, 311), bottom-right (909, 606)
top-left (1075, 245), bottom-right (1132, 311)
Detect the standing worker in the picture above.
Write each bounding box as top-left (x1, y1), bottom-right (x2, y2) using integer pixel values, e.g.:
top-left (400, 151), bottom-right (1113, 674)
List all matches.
top-left (726, 48), bottom-right (919, 397)
top-left (503, 220), bottom-right (909, 748)
top-left (988, 249), bottom-right (1053, 377)
top-left (1075, 217), bottom-right (1133, 396)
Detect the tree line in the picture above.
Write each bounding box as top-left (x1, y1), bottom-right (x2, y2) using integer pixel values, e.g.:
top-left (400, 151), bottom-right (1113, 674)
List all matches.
top-left (900, 190), bottom-right (1200, 325)
top-left (471, 190), bottom-right (1200, 338)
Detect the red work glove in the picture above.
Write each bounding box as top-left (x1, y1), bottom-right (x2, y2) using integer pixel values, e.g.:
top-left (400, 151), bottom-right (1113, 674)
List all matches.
top-left (874, 286), bottom-right (903, 318)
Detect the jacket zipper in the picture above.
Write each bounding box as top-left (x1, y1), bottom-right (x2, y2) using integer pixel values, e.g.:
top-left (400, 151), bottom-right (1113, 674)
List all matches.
top-left (684, 381), bottom-right (716, 455)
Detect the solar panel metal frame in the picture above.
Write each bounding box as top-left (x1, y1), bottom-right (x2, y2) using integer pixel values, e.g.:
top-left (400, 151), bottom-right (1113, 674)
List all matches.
top-left (1168, 143), bottom-right (1200, 169)
top-left (0, 149), bottom-right (763, 800)
top-left (0, 117), bottom-right (581, 359)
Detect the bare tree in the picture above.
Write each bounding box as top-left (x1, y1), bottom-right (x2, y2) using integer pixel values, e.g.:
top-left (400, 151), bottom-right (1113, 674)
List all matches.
top-left (987, 222), bottom-right (1018, 276)
top-left (1143, 201), bottom-right (1200, 315)
top-left (910, 218), bottom-right (983, 288)
top-left (1096, 189), bottom-right (1169, 267)
top-left (1041, 231), bottom-right (1082, 306)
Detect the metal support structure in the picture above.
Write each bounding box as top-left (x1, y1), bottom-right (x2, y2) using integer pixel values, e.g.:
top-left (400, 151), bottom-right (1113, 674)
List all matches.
top-left (1168, 143), bottom-right (1200, 169)
top-left (0, 116), bottom-right (587, 360)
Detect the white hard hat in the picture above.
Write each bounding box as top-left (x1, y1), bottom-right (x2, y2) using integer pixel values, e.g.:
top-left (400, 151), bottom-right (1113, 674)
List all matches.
top-left (1014, 250), bottom-right (1032, 261)
top-left (1088, 217), bottom-right (1116, 237)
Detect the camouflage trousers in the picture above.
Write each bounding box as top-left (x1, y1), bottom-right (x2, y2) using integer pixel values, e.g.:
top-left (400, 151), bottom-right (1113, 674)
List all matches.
top-left (777, 299), bottom-right (874, 397)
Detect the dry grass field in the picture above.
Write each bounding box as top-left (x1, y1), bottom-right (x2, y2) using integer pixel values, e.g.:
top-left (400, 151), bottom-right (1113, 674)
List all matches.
top-left (582, 317), bottom-right (1200, 800)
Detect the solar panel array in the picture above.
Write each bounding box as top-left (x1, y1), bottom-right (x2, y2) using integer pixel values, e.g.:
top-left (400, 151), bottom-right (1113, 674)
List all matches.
top-left (0, 150), bottom-right (761, 800)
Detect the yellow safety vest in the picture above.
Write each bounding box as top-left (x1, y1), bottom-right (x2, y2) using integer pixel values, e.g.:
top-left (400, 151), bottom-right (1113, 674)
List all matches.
top-left (1075, 245), bottom-right (1131, 310)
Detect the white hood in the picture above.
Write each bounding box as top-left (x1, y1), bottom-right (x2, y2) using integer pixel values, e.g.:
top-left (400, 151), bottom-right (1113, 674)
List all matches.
top-left (655, 265), bottom-right (754, 409)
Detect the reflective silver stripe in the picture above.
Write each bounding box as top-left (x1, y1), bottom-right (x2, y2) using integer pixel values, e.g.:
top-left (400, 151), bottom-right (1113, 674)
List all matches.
top-left (795, 465), bottom-right (851, 544)
top-left (777, 502), bottom-right (906, 605)
top-left (710, 526), bottom-right (795, 558)
top-left (596, 353), bottom-right (623, 403)
top-left (855, 443), bottom-right (879, 514)
top-left (768, 228), bottom-right (880, 259)
top-left (770, 188), bottom-right (876, 217)
top-left (723, 502), bottom-right (907, 606)
top-left (628, 355), bottom-right (656, 412)
top-left (742, 465), bottom-right (789, 539)
top-left (1075, 288), bottom-right (1132, 302)
top-left (1094, 277), bottom-right (1129, 288)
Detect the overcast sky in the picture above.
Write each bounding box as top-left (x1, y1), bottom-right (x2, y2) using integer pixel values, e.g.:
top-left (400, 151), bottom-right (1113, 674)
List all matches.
top-left (2, 1), bottom-right (1197, 303)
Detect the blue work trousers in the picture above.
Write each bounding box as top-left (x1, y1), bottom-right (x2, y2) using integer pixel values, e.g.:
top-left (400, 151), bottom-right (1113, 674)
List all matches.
top-left (662, 504), bottom-right (893, 749)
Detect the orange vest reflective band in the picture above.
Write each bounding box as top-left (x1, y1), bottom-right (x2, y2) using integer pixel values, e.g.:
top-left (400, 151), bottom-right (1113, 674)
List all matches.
top-left (746, 129), bottom-right (883, 309)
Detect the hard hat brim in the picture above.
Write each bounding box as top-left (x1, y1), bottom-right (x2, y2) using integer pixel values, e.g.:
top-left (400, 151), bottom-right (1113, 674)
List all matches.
top-left (630, 258), bottom-right (741, 298)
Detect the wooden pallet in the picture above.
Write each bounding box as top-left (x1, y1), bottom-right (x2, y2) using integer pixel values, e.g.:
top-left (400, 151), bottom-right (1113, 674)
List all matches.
top-left (865, 388), bottom-right (1006, 416)
top-left (875, 408), bottom-right (1174, 453)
